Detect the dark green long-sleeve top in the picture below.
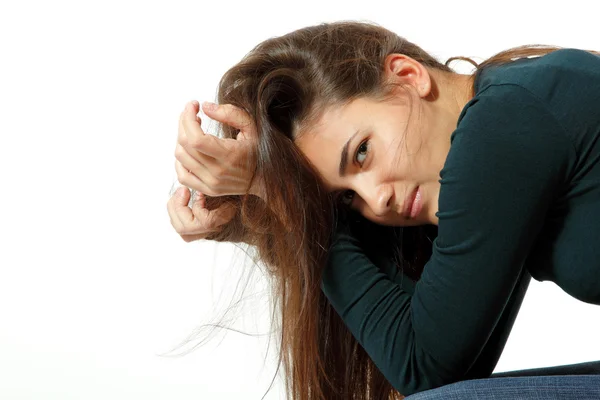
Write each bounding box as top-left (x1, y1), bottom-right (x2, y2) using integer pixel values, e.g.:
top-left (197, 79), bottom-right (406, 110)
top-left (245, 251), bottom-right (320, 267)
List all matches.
top-left (320, 48), bottom-right (600, 396)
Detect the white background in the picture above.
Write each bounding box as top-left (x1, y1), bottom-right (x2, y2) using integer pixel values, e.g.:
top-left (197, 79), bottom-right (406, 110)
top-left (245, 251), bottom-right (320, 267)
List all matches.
top-left (1, 0), bottom-right (600, 399)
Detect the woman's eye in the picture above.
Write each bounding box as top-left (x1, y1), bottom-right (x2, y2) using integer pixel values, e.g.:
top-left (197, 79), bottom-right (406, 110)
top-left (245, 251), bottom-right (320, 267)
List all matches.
top-left (341, 190), bottom-right (355, 206)
top-left (355, 140), bottom-right (369, 165)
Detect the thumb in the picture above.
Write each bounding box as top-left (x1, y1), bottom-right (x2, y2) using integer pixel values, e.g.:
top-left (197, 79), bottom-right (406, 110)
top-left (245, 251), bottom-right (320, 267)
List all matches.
top-left (175, 186), bottom-right (190, 202)
top-left (201, 102), bottom-right (257, 141)
top-left (175, 186), bottom-right (198, 209)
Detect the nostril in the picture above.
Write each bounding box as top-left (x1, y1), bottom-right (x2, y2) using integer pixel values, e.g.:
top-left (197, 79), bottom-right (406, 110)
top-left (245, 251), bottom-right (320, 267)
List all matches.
top-left (374, 185), bottom-right (394, 215)
top-left (386, 192), bottom-right (394, 209)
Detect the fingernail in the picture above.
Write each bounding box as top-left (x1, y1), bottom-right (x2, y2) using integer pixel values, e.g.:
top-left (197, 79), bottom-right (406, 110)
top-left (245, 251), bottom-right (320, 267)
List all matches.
top-left (203, 101), bottom-right (217, 112)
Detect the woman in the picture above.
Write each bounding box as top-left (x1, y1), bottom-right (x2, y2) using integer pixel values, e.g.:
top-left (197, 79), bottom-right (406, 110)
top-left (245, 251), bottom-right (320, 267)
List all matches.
top-left (167, 21), bottom-right (600, 399)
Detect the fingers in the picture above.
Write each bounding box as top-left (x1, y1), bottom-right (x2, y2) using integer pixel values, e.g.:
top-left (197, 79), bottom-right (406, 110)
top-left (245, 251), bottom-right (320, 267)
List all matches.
top-left (187, 131), bottom-right (228, 159)
top-left (180, 102), bottom-right (229, 159)
top-left (174, 142), bottom-right (212, 177)
top-left (193, 197), bottom-right (236, 229)
top-left (168, 186), bottom-right (211, 235)
top-left (167, 186), bottom-right (192, 234)
top-left (180, 101), bottom-right (204, 143)
top-left (167, 186), bottom-right (236, 241)
top-left (194, 190), bottom-right (206, 209)
top-left (201, 102), bottom-right (257, 138)
top-left (177, 106), bottom-right (197, 148)
top-left (175, 148), bottom-right (240, 197)
top-left (174, 159), bottom-right (219, 196)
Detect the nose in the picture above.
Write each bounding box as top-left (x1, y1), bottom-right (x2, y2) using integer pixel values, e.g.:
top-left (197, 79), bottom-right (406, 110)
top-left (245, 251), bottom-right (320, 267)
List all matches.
top-left (358, 182), bottom-right (394, 217)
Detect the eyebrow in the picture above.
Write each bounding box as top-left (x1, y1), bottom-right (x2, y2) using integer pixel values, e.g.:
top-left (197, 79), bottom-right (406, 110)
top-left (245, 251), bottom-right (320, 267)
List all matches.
top-left (339, 129), bottom-right (363, 177)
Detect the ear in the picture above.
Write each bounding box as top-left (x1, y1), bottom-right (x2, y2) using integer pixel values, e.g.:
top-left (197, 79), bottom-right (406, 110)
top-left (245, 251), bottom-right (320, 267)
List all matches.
top-left (383, 53), bottom-right (432, 98)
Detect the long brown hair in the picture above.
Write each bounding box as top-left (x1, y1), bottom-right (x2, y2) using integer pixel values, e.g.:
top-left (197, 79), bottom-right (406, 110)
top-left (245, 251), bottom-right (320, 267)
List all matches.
top-left (186, 21), bottom-right (599, 399)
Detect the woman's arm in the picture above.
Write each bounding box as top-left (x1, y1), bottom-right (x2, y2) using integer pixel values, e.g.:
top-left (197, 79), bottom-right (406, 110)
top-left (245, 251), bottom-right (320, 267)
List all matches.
top-left (321, 84), bottom-right (576, 395)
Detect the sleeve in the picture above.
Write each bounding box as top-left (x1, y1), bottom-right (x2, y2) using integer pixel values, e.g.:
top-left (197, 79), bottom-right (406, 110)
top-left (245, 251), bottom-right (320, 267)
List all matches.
top-left (320, 84), bottom-right (575, 396)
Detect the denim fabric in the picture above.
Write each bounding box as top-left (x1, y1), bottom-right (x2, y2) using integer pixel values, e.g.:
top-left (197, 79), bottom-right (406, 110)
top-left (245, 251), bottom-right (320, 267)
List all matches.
top-left (490, 360), bottom-right (600, 378)
top-left (404, 375), bottom-right (600, 399)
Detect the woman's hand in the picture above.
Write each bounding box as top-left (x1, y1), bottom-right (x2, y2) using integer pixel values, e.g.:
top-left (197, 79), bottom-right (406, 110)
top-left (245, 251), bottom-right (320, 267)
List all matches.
top-left (167, 186), bottom-right (236, 243)
top-left (174, 100), bottom-right (263, 198)
top-left (169, 100), bottom-right (260, 242)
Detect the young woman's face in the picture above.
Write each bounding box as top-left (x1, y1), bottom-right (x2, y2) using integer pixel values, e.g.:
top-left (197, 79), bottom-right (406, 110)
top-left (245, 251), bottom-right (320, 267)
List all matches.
top-left (296, 93), bottom-right (448, 227)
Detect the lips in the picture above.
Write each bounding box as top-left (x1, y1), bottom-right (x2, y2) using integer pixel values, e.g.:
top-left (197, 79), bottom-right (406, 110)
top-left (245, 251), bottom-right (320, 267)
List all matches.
top-left (403, 187), bottom-right (419, 218)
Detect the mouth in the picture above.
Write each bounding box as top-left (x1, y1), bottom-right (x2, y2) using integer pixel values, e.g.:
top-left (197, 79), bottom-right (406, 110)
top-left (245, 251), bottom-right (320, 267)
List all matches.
top-left (402, 186), bottom-right (419, 218)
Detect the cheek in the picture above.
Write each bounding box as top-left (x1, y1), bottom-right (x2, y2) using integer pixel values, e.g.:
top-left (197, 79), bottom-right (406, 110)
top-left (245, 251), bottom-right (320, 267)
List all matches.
top-left (379, 139), bottom-right (407, 176)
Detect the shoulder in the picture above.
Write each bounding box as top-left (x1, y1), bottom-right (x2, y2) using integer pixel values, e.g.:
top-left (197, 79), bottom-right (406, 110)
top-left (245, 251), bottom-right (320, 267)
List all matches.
top-left (475, 49), bottom-right (600, 122)
top-left (444, 83), bottom-right (575, 192)
top-left (476, 48), bottom-right (600, 94)
top-left (454, 83), bottom-right (567, 144)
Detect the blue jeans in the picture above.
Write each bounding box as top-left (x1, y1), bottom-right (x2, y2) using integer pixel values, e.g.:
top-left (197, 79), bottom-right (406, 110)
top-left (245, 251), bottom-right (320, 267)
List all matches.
top-left (405, 361), bottom-right (600, 399)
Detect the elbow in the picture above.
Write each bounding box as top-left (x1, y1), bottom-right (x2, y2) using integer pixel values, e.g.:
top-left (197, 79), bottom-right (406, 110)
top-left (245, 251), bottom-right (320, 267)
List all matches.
top-left (387, 349), bottom-right (469, 396)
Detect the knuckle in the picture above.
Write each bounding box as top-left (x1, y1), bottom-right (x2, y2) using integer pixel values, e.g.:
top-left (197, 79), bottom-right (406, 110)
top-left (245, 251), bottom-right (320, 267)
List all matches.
top-left (206, 175), bottom-right (220, 191)
top-left (178, 133), bottom-right (188, 147)
top-left (177, 173), bottom-right (188, 186)
top-left (174, 165), bottom-right (181, 178)
top-left (174, 145), bottom-right (185, 159)
top-left (223, 106), bottom-right (240, 121)
top-left (212, 163), bottom-right (225, 178)
top-left (182, 132), bottom-right (199, 148)
top-left (204, 185), bottom-right (217, 197)
top-left (220, 103), bottom-right (233, 114)
top-left (189, 136), bottom-right (203, 149)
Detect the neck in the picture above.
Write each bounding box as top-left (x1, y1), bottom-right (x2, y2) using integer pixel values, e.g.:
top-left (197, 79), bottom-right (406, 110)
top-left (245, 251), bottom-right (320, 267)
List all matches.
top-left (424, 69), bottom-right (475, 143)
top-left (430, 68), bottom-right (475, 122)
top-left (422, 69), bottom-right (476, 226)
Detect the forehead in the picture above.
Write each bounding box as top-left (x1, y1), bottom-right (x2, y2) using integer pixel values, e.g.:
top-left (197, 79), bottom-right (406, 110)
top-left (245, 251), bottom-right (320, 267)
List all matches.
top-left (295, 98), bottom-right (374, 190)
top-left (295, 100), bottom-right (358, 186)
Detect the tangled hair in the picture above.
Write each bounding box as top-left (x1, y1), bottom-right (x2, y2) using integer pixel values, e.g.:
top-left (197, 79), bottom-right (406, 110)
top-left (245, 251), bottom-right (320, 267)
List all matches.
top-left (185, 21), bottom-right (599, 399)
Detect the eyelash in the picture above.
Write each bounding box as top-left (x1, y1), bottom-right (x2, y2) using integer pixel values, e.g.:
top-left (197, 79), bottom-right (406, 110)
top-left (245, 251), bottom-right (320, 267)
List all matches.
top-left (339, 139), bottom-right (370, 206)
